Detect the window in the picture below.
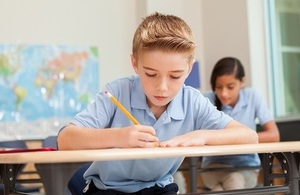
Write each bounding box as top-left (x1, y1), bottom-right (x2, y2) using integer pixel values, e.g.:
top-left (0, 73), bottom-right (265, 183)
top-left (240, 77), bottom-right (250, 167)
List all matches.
top-left (267, 0), bottom-right (300, 117)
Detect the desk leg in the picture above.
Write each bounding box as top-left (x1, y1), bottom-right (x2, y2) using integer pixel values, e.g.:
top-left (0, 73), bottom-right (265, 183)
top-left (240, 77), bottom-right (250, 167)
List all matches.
top-left (1, 164), bottom-right (28, 195)
top-left (35, 162), bottom-right (86, 195)
top-left (189, 157), bottom-right (198, 193)
top-left (265, 152), bottom-right (300, 195)
top-left (262, 153), bottom-right (275, 186)
top-left (284, 152), bottom-right (300, 195)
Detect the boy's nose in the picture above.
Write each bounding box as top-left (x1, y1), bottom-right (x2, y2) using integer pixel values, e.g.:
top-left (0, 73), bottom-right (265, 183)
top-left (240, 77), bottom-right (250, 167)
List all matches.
top-left (156, 78), bottom-right (168, 92)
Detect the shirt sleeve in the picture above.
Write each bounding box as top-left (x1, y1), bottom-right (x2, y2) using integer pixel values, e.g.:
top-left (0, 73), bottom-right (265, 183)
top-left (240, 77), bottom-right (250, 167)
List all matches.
top-left (71, 86), bottom-right (115, 128)
top-left (203, 91), bottom-right (216, 104)
top-left (253, 89), bottom-right (274, 125)
top-left (195, 92), bottom-right (232, 130)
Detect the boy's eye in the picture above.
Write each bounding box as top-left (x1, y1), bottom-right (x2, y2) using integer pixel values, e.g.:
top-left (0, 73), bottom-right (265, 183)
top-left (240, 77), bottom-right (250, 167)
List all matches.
top-left (144, 72), bottom-right (182, 79)
top-left (145, 73), bottom-right (156, 77)
top-left (170, 75), bottom-right (181, 79)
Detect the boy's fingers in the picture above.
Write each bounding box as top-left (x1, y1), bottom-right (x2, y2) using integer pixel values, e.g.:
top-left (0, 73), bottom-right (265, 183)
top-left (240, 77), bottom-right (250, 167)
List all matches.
top-left (158, 143), bottom-right (166, 147)
top-left (141, 141), bottom-right (160, 148)
top-left (153, 141), bottom-right (159, 147)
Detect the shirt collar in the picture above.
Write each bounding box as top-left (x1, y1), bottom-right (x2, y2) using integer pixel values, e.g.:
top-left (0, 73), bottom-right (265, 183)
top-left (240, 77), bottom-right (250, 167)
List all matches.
top-left (167, 88), bottom-right (185, 120)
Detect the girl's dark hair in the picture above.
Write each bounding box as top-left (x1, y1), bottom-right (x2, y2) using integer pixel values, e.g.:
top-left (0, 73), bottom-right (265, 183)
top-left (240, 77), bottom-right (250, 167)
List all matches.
top-left (210, 57), bottom-right (245, 110)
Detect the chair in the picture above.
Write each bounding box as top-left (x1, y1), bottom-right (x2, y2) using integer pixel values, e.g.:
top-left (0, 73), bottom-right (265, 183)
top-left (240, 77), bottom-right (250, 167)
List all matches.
top-left (178, 157), bottom-right (263, 193)
top-left (35, 136), bottom-right (86, 195)
top-left (42, 135), bottom-right (58, 149)
top-left (68, 163), bottom-right (92, 195)
top-left (0, 140), bottom-right (42, 194)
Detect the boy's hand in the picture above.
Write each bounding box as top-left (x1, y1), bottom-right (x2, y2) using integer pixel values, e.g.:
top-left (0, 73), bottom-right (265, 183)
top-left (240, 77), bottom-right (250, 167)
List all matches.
top-left (159, 131), bottom-right (205, 147)
top-left (118, 125), bottom-right (159, 148)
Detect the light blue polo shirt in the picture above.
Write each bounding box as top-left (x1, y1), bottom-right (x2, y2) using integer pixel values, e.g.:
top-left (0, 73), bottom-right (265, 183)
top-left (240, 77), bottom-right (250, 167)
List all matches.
top-left (202, 88), bottom-right (274, 167)
top-left (70, 75), bottom-right (232, 193)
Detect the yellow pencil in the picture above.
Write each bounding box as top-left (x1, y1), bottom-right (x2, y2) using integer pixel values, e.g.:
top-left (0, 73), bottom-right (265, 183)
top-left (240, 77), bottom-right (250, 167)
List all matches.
top-left (104, 90), bottom-right (140, 125)
top-left (104, 90), bottom-right (159, 147)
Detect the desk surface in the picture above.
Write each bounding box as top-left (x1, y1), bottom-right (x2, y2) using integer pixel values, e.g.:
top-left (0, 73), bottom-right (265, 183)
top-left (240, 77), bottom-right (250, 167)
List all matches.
top-left (1, 141), bottom-right (300, 164)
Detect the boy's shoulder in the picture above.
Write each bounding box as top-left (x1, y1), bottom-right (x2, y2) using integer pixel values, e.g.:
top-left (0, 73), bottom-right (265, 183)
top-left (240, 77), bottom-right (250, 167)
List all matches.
top-left (181, 85), bottom-right (208, 103)
top-left (107, 75), bottom-right (138, 89)
top-left (104, 75), bottom-right (141, 98)
top-left (202, 90), bottom-right (214, 97)
top-left (182, 85), bottom-right (202, 95)
top-left (109, 75), bottom-right (137, 84)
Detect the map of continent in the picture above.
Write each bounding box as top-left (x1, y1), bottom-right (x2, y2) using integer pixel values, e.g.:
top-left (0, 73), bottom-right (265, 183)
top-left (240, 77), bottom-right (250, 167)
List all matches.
top-left (0, 44), bottom-right (99, 140)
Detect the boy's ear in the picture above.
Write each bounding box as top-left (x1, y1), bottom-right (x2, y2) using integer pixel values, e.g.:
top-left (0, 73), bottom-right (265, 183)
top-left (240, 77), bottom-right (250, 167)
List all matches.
top-left (130, 54), bottom-right (138, 73)
top-left (187, 59), bottom-right (196, 76)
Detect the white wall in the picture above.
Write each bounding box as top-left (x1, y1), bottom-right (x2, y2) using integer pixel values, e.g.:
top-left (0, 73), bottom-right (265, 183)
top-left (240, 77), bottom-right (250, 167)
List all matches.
top-left (247, 0), bottom-right (272, 105)
top-left (0, 0), bottom-right (270, 99)
top-left (0, 0), bottom-right (138, 90)
top-left (201, 0), bottom-right (251, 91)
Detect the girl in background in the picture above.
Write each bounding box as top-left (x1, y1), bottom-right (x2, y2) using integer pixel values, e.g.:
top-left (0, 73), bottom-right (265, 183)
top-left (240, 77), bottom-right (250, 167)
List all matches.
top-left (201, 57), bottom-right (280, 191)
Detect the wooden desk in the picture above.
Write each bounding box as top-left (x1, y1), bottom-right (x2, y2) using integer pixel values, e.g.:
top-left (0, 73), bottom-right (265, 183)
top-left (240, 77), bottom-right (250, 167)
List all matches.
top-left (1, 141), bottom-right (300, 195)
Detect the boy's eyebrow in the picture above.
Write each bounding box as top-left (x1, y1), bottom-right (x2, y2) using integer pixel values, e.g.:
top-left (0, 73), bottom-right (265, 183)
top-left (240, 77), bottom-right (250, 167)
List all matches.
top-left (142, 66), bottom-right (185, 73)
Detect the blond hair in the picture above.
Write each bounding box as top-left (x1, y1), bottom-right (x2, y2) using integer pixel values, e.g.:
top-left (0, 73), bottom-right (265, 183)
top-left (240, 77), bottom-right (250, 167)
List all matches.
top-left (132, 12), bottom-right (196, 62)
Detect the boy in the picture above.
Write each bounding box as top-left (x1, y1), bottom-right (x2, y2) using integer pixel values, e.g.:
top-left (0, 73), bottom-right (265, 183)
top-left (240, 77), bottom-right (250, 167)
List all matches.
top-left (57, 12), bottom-right (258, 195)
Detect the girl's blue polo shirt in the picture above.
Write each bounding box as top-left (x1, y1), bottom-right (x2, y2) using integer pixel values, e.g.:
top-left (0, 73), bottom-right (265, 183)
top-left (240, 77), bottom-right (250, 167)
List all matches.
top-left (202, 88), bottom-right (274, 167)
top-left (70, 75), bottom-right (232, 193)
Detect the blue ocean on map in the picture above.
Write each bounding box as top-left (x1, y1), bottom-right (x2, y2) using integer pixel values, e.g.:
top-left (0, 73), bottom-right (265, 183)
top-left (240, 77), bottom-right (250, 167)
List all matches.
top-left (0, 44), bottom-right (99, 140)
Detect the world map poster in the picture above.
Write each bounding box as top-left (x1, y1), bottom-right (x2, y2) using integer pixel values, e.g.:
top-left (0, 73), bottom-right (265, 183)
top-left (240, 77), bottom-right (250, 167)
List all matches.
top-left (0, 44), bottom-right (99, 140)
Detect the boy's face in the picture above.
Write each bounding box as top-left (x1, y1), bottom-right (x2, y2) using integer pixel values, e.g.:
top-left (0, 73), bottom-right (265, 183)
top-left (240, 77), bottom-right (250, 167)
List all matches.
top-left (131, 50), bottom-right (193, 108)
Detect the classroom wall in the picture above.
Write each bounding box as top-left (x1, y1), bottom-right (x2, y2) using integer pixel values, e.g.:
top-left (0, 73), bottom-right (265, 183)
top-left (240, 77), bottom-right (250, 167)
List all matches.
top-left (0, 0), bottom-right (270, 102)
top-left (201, 0), bottom-right (251, 91)
top-left (200, 0), bottom-right (269, 101)
top-left (0, 0), bottom-right (138, 91)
